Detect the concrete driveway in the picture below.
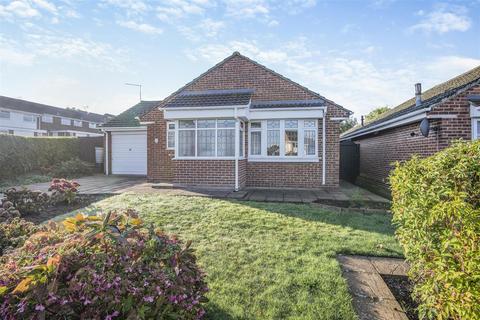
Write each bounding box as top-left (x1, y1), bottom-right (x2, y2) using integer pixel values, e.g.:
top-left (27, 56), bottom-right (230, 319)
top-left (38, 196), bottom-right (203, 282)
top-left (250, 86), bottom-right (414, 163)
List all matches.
top-left (24, 175), bottom-right (146, 194)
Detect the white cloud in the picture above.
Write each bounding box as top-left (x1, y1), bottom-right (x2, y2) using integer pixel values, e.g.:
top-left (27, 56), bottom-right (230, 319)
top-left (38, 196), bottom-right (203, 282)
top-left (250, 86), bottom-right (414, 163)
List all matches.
top-left (0, 36), bottom-right (35, 66)
top-left (409, 4), bottom-right (471, 34)
top-left (0, 32), bottom-right (129, 71)
top-left (0, 1), bottom-right (40, 18)
top-left (117, 20), bottom-right (163, 34)
top-left (224, 0), bottom-right (269, 19)
top-left (32, 0), bottom-right (57, 14)
top-left (199, 18), bottom-right (225, 37)
top-left (102, 0), bottom-right (148, 12)
top-left (156, 0), bottom-right (213, 22)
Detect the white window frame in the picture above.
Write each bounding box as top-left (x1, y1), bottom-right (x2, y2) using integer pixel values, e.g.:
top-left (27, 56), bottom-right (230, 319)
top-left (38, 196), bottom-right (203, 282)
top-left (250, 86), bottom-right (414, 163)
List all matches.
top-left (73, 120), bottom-right (82, 127)
top-left (248, 119), bottom-right (319, 162)
top-left (61, 118), bottom-right (71, 126)
top-left (23, 114), bottom-right (36, 122)
top-left (42, 115), bottom-right (53, 123)
top-left (174, 118), bottom-right (241, 160)
top-left (472, 118), bottom-right (480, 140)
top-left (0, 110), bottom-right (11, 119)
top-left (166, 121), bottom-right (175, 150)
top-left (89, 122), bottom-right (97, 129)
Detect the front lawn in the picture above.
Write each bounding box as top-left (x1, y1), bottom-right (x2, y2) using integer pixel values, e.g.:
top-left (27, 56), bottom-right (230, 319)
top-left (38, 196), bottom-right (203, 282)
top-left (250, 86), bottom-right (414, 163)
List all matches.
top-left (90, 193), bottom-right (402, 319)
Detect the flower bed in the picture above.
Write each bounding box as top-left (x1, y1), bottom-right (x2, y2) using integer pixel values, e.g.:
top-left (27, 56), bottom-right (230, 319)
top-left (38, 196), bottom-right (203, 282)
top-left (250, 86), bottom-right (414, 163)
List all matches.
top-left (0, 210), bottom-right (208, 319)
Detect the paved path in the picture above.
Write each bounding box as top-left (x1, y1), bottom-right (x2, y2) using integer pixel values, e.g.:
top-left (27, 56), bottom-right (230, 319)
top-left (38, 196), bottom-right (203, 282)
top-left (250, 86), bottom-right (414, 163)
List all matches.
top-left (19, 175), bottom-right (389, 206)
top-left (23, 175), bottom-right (146, 194)
top-left (338, 255), bottom-right (410, 320)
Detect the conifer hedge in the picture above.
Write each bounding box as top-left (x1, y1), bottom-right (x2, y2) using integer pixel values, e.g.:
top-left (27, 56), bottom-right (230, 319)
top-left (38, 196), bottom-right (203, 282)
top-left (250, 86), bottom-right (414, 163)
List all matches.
top-left (390, 140), bottom-right (480, 320)
top-left (0, 135), bottom-right (80, 179)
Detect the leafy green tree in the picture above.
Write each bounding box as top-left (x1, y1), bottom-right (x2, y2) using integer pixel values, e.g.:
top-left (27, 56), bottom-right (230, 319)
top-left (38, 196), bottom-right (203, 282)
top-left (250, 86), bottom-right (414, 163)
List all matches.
top-left (339, 117), bottom-right (358, 133)
top-left (365, 106), bottom-right (390, 122)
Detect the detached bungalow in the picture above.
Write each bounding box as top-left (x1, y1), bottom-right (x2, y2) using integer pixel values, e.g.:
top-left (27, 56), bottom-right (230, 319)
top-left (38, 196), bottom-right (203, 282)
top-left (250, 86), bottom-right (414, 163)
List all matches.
top-left (101, 52), bottom-right (351, 190)
top-left (341, 65), bottom-right (480, 196)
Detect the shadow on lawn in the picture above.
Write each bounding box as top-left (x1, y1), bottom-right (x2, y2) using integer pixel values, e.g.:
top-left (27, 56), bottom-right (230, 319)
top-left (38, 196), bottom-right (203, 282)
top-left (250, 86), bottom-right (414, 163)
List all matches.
top-left (205, 303), bottom-right (235, 320)
top-left (221, 198), bottom-right (397, 237)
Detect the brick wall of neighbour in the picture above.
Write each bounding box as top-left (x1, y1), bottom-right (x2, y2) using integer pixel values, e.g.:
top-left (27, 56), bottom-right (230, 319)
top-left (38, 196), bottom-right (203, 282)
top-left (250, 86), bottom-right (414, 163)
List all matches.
top-left (173, 160), bottom-right (235, 187)
top-left (351, 83), bottom-right (479, 197)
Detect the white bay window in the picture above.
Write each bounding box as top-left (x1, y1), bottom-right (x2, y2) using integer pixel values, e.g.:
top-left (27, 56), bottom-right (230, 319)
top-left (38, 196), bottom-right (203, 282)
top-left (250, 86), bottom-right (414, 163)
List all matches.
top-left (176, 119), bottom-right (240, 158)
top-left (249, 119), bottom-right (318, 161)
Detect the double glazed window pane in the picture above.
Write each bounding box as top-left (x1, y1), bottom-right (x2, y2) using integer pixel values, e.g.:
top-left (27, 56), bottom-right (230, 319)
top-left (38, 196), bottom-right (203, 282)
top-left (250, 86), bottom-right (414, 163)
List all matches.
top-left (285, 130), bottom-right (298, 156)
top-left (217, 129), bottom-right (235, 156)
top-left (217, 119), bottom-right (235, 128)
top-left (250, 131), bottom-right (261, 155)
top-left (267, 130), bottom-right (280, 156)
top-left (197, 130), bottom-right (215, 156)
top-left (179, 130), bottom-right (195, 156)
top-left (304, 130), bottom-right (315, 155)
top-left (167, 131), bottom-right (175, 149)
top-left (179, 120), bottom-right (195, 129)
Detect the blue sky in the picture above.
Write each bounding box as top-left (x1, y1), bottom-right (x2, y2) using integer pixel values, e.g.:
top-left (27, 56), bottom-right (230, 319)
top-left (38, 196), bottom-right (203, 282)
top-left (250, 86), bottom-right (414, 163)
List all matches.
top-left (1, 0), bottom-right (479, 118)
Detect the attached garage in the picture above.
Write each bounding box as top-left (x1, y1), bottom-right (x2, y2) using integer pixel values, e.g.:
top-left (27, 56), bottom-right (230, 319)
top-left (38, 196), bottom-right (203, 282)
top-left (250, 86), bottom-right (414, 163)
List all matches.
top-left (111, 130), bottom-right (147, 175)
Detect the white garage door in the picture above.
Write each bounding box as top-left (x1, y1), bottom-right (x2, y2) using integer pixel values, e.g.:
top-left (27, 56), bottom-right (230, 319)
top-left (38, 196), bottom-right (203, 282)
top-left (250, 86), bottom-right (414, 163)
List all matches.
top-left (111, 131), bottom-right (147, 175)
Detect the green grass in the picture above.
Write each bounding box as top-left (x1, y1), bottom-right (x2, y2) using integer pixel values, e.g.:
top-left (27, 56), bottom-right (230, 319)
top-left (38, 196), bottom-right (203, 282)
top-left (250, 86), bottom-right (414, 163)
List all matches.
top-left (0, 173), bottom-right (52, 190)
top-left (85, 193), bottom-right (402, 320)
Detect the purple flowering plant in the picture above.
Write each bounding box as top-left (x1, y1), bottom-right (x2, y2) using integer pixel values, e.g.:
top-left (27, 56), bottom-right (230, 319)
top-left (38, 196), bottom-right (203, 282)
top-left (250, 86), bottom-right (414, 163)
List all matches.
top-left (0, 209), bottom-right (208, 319)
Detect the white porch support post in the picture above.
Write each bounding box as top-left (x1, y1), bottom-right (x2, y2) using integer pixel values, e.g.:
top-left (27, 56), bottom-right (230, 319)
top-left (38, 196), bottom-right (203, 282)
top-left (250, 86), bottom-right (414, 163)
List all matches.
top-left (322, 108), bottom-right (327, 185)
top-left (104, 131), bottom-right (109, 176)
top-left (234, 107), bottom-right (240, 191)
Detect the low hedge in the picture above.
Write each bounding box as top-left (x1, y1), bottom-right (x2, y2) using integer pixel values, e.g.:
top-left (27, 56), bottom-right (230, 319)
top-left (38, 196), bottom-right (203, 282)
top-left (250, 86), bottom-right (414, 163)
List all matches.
top-left (0, 135), bottom-right (81, 179)
top-left (390, 140), bottom-right (480, 320)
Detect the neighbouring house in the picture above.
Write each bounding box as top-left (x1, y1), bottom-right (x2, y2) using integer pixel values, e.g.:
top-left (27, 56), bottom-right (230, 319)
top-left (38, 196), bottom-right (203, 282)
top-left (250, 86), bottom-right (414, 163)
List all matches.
top-left (0, 96), bottom-right (113, 137)
top-left (101, 52), bottom-right (351, 190)
top-left (340, 65), bottom-right (480, 197)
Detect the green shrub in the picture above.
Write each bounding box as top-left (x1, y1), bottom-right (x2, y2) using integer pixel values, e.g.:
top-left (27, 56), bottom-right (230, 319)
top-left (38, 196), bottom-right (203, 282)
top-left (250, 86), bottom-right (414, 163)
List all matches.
top-left (0, 210), bottom-right (208, 319)
top-left (0, 218), bottom-right (39, 255)
top-left (0, 136), bottom-right (80, 179)
top-left (50, 157), bottom-right (94, 178)
top-left (390, 140), bottom-right (480, 320)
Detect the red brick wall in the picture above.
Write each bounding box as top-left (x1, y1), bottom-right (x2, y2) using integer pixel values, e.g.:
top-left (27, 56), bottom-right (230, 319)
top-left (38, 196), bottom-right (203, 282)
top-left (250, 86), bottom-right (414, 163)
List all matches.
top-left (142, 109), bottom-right (174, 182)
top-left (351, 83), bottom-right (479, 196)
top-left (173, 160), bottom-right (235, 187)
top-left (140, 53), bottom-right (349, 189)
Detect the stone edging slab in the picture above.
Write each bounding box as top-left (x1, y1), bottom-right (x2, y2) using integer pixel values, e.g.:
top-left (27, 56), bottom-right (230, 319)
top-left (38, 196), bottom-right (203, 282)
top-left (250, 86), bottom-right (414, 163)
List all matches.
top-left (337, 254), bottom-right (410, 320)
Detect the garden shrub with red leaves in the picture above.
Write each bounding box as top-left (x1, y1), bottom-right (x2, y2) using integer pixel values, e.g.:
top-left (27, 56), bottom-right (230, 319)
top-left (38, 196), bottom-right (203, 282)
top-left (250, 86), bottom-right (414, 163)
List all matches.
top-left (49, 178), bottom-right (80, 204)
top-left (3, 188), bottom-right (50, 214)
top-left (0, 210), bottom-right (208, 319)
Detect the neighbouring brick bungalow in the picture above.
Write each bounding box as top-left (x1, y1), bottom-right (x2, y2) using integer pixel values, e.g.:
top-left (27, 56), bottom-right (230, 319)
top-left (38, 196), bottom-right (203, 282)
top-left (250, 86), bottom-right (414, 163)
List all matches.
top-left (101, 52), bottom-right (351, 190)
top-left (341, 65), bottom-right (480, 197)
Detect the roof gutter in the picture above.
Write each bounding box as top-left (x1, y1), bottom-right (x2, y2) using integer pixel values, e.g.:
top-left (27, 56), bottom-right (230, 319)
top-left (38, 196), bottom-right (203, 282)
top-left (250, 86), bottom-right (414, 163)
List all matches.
top-left (341, 107), bottom-right (431, 140)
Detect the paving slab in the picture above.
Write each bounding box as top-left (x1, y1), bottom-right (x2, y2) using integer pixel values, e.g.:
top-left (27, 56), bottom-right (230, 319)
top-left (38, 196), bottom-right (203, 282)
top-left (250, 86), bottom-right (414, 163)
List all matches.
top-left (338, 254), bottom-right (409, 320)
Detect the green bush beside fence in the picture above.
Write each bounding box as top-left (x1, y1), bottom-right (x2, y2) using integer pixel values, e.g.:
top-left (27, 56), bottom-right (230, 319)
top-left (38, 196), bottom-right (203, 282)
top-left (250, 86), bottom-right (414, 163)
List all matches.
top-left (0, 135), bottom-right (80, 179)
top-left (390, 140), bottom-right (480, 320)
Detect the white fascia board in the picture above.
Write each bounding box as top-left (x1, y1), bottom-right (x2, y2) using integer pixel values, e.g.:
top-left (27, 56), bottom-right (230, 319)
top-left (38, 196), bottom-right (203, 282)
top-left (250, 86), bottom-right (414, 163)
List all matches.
top-left (100, 126), bottom-right (147, 132)
top-left (164, 105), bottom-right (249, 120)
top-left (341, 108), bottom-right (430, 140)
top-left (248, 107), bottom-right (325, 120)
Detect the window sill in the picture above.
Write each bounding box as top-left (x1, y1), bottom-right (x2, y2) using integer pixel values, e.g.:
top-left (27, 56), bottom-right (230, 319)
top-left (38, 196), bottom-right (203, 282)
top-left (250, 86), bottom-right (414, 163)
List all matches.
top-left (173, 157), bottom-right (245, 160)
top-left (248, 157), bottom-right (319, 163)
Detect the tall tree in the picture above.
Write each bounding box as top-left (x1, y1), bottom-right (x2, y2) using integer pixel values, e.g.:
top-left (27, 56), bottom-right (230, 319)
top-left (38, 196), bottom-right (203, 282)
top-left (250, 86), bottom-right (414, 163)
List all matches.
top-left (365, 106), bottom-right (391, 122)
top-left (340, 117), bottom-right (358, 133)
